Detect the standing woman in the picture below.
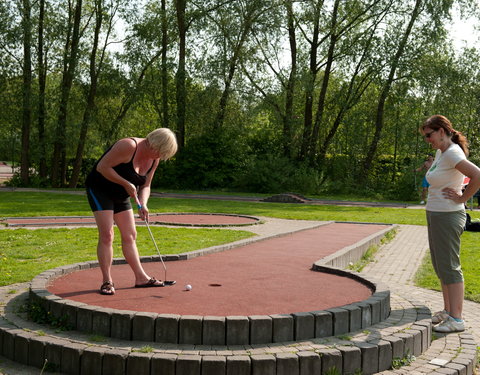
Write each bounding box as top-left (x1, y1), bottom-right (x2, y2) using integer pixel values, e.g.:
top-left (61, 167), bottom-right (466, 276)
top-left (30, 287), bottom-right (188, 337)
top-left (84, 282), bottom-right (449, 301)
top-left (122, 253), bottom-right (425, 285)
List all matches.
top-left (421, 115), bottom-right (480, 332)
top-left (85, 128), bottom-right (178, 295)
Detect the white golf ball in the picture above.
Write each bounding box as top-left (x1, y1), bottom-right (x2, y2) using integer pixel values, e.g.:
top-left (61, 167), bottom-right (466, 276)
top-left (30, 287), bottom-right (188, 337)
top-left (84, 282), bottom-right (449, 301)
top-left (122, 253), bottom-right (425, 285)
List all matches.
top-left (185, 284), bottom-right (192, 291)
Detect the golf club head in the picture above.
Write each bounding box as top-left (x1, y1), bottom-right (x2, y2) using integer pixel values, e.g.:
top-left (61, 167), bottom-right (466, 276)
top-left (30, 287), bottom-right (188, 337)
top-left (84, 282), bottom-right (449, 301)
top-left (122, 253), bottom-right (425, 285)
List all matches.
top-left (164, 280), bottom-right (176, 286)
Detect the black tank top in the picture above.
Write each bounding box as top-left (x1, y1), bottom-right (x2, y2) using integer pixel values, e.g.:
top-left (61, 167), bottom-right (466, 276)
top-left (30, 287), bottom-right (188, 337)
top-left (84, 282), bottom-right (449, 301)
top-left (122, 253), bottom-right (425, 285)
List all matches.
top-left (86, 138), bottom-right (154, 199)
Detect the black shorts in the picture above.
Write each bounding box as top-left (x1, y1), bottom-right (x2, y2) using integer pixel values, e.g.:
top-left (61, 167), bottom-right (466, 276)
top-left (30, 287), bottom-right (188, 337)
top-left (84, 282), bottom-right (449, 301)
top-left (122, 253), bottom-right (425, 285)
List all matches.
top-left (86, 187), bottom-right (132, 214)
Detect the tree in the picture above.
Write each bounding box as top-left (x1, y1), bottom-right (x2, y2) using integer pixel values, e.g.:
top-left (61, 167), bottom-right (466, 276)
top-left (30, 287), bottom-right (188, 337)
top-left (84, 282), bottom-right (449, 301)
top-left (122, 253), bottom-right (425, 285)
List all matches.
top-left (2, 0), bottom-right (480, 195)
top-left (20, 0), bottom-right (32, 185)
top-left (298, 0), bottom-right (323, 160)
top-left (306, 0), bottom-right (340, 163)
top-left (37, 0), bottom-right (48, 179)
top-left (51, 0), bottom-right (84, 187)
top-left (240, 0), bottom-right (296, 157)
top-left (0, 3), bottom-right (21, 166)
top-left (69, 0), bottom-right (122, 187)
top-left (211, 0), bottom-right (271, 130)
top-left (282, 0), bottom-right (297, 157)
top-left (361, 0), bottom-right (430, 179)
top-left (160, 0), bottom-right (169, 128)
top-left (308, 0), bottom-right (386, 163)
top-left (174, 0), bottom-right (186, 148)
top-left (317, 1), bottom-right (392, 169)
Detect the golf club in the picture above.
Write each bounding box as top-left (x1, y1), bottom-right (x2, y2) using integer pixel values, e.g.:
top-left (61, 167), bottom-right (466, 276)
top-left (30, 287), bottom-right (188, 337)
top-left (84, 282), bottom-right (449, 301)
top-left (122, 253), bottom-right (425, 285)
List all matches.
top-left (135, 196), bottom-right (176, 286)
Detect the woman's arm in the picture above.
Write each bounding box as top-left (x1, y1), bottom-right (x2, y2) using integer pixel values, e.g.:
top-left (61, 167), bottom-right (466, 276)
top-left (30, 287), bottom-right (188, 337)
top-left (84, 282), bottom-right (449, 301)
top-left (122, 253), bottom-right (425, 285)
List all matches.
top-left (137, 159), bottom-right (160, 221)
top-left (96, 138), bottom-right (138, 197)
top-left (443, 159), bottom-right (480, 204)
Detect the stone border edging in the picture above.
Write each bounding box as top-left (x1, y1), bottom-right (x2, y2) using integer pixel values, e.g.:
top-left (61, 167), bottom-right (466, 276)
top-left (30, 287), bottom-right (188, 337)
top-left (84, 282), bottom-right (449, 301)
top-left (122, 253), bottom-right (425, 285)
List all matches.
top-left (150, 212), bottom-right (262, 227)
top-left (316, 224), bottom-right (397, 269)
top-left (1, 288), bottom-right (450, 375)
top-left (28, 265), bottom-right (391, 347)
top-left (2, 213), bottom-right (262, 228)
top-left (28, 222), bottom-right (395, 346)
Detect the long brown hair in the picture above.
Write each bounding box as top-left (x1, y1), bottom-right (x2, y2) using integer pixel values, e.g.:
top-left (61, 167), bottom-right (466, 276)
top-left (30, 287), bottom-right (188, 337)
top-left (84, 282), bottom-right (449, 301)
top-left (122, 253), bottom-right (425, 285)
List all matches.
top-left (421, 115), bottom-right (469, 156)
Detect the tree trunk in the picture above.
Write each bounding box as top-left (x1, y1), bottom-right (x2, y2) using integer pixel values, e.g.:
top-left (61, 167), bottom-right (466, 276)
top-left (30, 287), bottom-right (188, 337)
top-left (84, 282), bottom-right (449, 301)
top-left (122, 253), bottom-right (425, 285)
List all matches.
top-left (161, 0), bottom-right (169, 128)
top-left (392, 108), bottom-right (399, 183)
top-left (213, 36), bottom-right (246, 130)
top-left (299, 1), bottom-right (323, 160)
top-left (214, 3), bottom-right (261, 131)
top-left (175, 0), bottom-right (186, 149)
top-left (107, 50), bottom-right (163, 142)
top-left (308, 0), bottom-right (340, 164)
top-left (69, 0), bottom-right (104, 188)
top-left (20, 0), bottom-right (32, 185)
top-left (361, 0), bottom-right (422, 179)
top-left (37, 0), bottom-right (47, 179)
top-left (317, 12), bottom-right (381, 169)
top-left (51, 0), bottom-right (83, 187)
top-left (283, 0), bottom-right (296, 158)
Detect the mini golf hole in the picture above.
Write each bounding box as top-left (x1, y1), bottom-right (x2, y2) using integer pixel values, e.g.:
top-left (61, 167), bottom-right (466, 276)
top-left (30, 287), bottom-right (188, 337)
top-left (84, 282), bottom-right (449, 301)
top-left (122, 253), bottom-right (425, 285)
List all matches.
top-left (209, 283), bottom-right (222, 287)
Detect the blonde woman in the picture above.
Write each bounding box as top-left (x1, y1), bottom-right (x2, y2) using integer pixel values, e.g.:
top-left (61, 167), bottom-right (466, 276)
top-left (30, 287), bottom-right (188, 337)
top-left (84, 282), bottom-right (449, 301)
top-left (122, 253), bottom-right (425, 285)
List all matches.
top-left (85, 128), bottom-right (178, 295)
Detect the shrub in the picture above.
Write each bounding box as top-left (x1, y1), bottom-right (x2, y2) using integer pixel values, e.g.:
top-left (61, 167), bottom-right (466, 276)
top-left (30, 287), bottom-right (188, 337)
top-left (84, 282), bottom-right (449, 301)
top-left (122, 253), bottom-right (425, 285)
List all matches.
top-left (233, 154), bottom-right (322, 194)
top-left (156, 129), bottom-right (249, 190)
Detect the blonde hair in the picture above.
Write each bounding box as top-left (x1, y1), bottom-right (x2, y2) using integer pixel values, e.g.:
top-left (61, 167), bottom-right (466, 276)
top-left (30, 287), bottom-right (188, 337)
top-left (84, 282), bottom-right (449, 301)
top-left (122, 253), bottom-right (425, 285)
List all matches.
top-left (146, 128), bottom-right (178, 160)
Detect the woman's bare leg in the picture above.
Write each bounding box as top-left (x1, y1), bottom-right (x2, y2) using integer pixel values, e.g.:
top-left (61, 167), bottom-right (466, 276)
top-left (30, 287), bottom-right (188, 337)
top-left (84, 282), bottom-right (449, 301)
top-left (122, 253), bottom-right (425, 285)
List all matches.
top-left (93, 210), bottom-right (115, 284)
top-left (114, 209), bottom-right (151, 285)
top-left (446, 282), bottom-right (464, 319)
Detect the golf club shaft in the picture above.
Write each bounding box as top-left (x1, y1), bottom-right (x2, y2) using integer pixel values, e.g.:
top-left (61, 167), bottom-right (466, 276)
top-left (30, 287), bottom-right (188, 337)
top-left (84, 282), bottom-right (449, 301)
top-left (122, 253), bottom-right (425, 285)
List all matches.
top-left (144, 219), bottom-right (167, 276)
top-left (135, 196), bottom-right (167, 280)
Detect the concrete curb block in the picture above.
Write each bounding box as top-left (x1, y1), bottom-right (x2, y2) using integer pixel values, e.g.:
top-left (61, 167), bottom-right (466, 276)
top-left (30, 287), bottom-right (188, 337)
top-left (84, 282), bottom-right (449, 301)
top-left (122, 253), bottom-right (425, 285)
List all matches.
top-left (3, 212), bottom-right (263, 228)
top-left (150, 212), bottom-right (262, 228)
top-left (315, 224), bottom-right (398, 269)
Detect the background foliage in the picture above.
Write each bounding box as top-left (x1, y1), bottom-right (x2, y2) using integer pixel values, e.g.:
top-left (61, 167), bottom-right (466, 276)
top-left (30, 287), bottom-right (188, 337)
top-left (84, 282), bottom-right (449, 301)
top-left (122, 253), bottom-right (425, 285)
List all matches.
top-left (1, 0), bottom-right (480, 199)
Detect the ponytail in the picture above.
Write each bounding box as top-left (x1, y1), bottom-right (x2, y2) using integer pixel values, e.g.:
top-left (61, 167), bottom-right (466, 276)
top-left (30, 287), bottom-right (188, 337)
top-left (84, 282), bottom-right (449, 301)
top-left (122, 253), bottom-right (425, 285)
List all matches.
top-left (451, 130), bottom-right (469, 157)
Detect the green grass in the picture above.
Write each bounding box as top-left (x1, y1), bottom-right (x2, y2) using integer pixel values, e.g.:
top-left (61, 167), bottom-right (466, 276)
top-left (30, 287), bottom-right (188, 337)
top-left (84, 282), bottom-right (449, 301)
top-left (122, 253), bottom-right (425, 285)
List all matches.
top-left (0, 226), bottom-right (253, 286)
top-left (391, 351), bottom-right (416, 369)
top-left (154, 198), bottom-right (426, 224)
top-left (0, 192), bottom-right (90, 216)
top-left (154, 188), bottom-right (415, 204)
top-left (0, 191), bottom-right (427, 224)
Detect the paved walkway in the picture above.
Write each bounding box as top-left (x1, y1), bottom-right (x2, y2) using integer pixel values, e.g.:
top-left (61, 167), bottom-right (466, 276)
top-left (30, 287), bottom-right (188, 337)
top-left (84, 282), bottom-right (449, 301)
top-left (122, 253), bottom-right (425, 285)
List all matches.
top-left (0, 218), bottom-right (479, 374)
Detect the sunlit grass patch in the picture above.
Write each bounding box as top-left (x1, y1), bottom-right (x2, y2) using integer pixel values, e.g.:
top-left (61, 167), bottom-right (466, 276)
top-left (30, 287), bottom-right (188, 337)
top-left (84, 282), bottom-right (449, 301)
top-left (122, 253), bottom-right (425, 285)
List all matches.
top-left (0, 226), bottom-right (254, 286)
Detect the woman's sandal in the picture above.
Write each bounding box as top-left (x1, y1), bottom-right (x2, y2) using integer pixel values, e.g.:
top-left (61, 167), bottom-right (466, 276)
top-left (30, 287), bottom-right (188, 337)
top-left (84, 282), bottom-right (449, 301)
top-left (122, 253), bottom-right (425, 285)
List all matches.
top-left (135, 277), bottom-right (165, 288)
top-left (100, 281), bottom-right (115, 295)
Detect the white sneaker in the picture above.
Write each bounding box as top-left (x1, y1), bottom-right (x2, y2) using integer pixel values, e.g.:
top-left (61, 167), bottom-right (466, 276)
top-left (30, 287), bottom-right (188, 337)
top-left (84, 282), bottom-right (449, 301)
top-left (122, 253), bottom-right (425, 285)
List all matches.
top-left (433, 316), bottom-right (465, 333)
top-left (431, 310), bottom-right (449, 324)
